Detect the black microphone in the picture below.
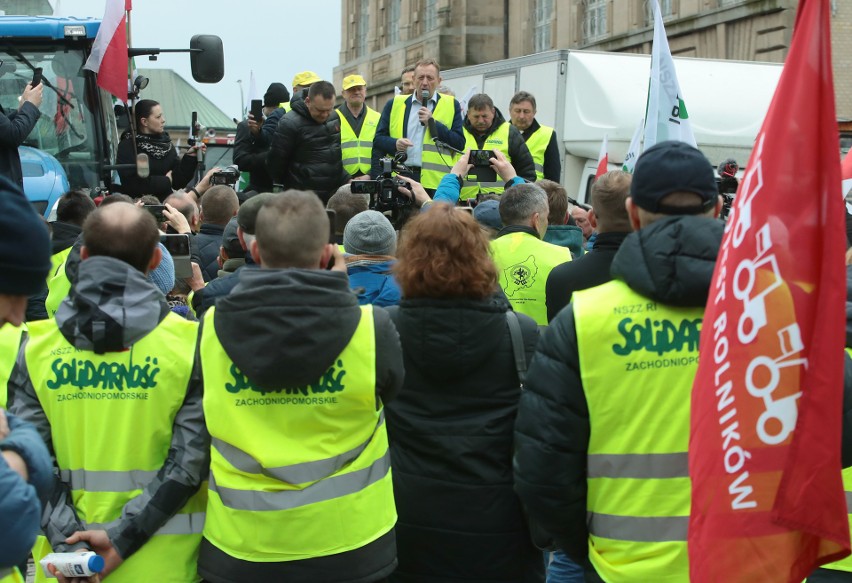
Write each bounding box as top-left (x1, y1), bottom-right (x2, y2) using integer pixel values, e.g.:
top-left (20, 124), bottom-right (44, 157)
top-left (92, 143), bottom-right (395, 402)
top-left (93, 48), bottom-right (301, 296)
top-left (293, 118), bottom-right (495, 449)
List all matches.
top-left (419, 89), bottom-right (429, 126)
top-left (394, 151), bottom-right (408, 165)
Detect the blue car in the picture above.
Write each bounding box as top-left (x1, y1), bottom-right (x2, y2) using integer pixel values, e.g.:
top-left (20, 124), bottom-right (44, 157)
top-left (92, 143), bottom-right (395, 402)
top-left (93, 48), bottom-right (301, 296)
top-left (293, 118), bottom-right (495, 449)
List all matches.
top-left (20, 145), bottom-right (69, 219)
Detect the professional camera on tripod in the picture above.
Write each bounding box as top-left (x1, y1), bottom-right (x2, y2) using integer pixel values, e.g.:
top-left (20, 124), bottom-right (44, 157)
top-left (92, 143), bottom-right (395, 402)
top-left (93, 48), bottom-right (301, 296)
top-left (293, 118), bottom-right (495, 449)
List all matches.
top-left (351, 152), bottom-right (414, 213)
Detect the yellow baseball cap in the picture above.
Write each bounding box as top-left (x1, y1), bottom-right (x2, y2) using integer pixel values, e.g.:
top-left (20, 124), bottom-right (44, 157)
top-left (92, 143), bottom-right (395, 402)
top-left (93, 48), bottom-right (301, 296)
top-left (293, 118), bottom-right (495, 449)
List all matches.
top-left (342, 74), bottom-right (367, 90)
top-left (292, 71), bottom-right (321, 88)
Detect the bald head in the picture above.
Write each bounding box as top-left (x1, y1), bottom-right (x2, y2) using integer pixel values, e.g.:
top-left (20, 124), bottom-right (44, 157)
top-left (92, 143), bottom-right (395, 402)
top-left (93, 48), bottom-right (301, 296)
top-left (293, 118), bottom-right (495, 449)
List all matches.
top-left (82, 202), bottom-right (160, 273)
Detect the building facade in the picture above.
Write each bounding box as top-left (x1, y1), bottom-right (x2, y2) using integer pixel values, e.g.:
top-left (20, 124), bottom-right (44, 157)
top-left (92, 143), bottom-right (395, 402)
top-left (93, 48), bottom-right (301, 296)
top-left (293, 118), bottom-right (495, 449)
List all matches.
top-left (335, 0), bottom-right (851, 120)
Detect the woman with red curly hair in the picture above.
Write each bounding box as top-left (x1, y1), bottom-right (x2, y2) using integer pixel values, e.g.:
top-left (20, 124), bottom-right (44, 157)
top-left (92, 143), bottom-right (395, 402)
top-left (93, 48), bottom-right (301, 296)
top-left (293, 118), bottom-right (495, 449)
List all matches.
top-left (386, 203), bottom-right (543, 582)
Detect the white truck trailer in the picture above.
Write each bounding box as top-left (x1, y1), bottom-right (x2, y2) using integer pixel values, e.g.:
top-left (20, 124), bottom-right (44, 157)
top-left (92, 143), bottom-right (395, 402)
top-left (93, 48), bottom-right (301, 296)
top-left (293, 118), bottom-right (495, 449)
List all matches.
top-left (440, 50), bottom-right (783, 204)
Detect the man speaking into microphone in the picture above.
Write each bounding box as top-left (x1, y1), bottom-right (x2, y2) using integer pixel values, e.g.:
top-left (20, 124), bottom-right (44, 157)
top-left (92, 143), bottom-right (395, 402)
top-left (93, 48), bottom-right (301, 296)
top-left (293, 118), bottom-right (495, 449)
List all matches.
top-left (372, 58), bottom-right (465, 191)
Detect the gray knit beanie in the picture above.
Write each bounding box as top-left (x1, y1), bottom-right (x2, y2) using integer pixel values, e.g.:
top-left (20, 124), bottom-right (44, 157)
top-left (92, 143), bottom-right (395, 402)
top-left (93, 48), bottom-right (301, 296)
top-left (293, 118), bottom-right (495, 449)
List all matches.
top-left (343, 210), bottom-right (396, 256)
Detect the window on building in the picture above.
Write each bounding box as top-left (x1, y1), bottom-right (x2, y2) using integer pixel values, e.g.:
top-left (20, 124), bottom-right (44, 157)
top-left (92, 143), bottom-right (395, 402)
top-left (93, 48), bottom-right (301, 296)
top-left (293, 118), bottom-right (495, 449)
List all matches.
top-left (583, 0), bottom-right (607, 41)
top-left (645, 0), bottom-right (673, 24)
top-left (424, 0), bottom-right (438, 32)
top-left (356, 0), bottom-right (369, 57)
top-left (534, 0), bottom-right (554, 53)
top-left (387, 0), bottom-right (401, 45)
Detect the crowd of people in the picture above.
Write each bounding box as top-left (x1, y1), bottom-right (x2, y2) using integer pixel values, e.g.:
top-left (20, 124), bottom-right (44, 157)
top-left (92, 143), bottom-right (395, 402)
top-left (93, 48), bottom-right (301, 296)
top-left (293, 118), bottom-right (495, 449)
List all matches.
top-left (2, 55), bottom-right (852, 583)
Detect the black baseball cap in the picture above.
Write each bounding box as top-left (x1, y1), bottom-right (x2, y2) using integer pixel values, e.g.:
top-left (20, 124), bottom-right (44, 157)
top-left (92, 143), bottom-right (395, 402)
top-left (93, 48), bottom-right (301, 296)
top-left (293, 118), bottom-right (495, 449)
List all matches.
top-left (630, 141), bottom-right (718, 214)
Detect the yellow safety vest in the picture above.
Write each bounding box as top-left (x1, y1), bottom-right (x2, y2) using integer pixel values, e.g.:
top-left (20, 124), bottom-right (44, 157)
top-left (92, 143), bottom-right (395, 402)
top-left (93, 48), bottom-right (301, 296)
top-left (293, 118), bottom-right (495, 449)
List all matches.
top-left (0, 567), bottom-right (23, 583)
top-left (821, 350), bottom-right (852, 573)
top-left (460, 123), bottom-right (512, 200)
top-left (200, 305), bottom-right (396, 562)
top-left (0, 324), bottom-right (24, 408)
top-left (525, 124), bottom-right (555, 181)
top-left (278, 102), bottom-right (291, 113)
top-left (490, 232), bottom-right (571, 326)
top-left (573, 279), bottom-right (703, 582)
top-left (389, 94), bottom-right (459, 189)
top-left (25, 314), bottom-right (206, 583)
top-left (45, 247), bottom-right (73, 318)
top-left (340, 106), bottom-right (380, 176)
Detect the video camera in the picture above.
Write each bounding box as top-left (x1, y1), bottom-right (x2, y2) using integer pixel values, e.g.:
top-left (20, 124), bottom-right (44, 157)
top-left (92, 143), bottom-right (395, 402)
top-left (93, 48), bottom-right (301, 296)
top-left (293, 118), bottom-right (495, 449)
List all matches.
top-left (211, 165), bottom-right (240, 186)
top-left (717, 158), bottom-right (739, 222)
top-left (350, 153), bottom-right (413, 213)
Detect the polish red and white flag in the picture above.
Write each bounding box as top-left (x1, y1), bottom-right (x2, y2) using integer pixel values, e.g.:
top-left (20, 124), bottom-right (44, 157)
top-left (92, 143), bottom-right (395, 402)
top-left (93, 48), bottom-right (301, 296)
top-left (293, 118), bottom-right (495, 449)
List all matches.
top-left (83, 0), bottom-right (131, 100)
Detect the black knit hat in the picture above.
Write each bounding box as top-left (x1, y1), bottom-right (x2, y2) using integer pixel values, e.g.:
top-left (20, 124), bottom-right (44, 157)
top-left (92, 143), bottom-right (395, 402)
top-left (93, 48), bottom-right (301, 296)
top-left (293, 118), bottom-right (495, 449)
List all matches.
top-left (263, 82), bottom-right (291, 108)
top-left (630, 141), bottom-right (718, 214)
top-left (0, 175), bottom-right (51, 295)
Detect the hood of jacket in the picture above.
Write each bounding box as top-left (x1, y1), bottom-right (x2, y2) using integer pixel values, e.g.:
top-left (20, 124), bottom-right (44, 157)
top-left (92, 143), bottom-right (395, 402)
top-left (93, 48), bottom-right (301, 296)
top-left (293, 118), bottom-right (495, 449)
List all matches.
top-left (610, 215), bottom-right (723, 307)
top-left (393, 293), bottom-right (512, 382)
top-left (50, 222), bottom-right (82, 255)
top-left (55, 256), bottom-right (168, 353)
top-left (213, 267), bottom-right (362, 390)
top-left (463, 107), bottom-right (508, 137)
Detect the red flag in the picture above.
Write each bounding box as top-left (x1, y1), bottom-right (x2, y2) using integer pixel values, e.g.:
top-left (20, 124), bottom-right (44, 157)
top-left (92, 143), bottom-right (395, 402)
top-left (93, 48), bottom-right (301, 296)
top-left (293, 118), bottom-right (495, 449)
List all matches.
top-left (595, 134), bottom-right (608, 179)
top-left (688, 0), bottom-right (849, 580)
top-left (82, 0), bottom-right (129, 100)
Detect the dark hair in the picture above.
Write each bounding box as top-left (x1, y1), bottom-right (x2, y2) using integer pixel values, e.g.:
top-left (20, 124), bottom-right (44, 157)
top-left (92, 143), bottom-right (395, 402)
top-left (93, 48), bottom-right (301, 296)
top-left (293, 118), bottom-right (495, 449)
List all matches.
top-left (308, 81), bottom-right (335, 101)
top-left (201, 185), bottom-right (239, 226)
top-left (56, 189), bottom-right (96, 226)
top-left (394, 203), bottom-right (497, 300)
top-left (82, 202), bottom-right (159, 272)
top-left (537, 179), bottom-right (568, 225)
top-left (467, 94), bottom-right (494, 112)
top-left (510, 91), bottom-right (537, 110)
top-left (133, 99), bottom-right (160, 129)
top-left (327, 188), bottom-right (369, 235)
top-left (401, 64), bottom-right (416, 76)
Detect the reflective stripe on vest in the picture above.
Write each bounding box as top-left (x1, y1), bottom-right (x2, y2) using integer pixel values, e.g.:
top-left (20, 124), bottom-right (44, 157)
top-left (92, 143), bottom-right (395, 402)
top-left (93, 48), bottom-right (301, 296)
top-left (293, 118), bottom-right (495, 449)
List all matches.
top-left (574, 279), bottom-right (702, 581)
top-left (460, 123), bottom-right (512, 200)
top-left (200, 305), bottom-right (396, 562)
top-left (339, 107), bottom-right (380, 175)
top-left (489, 232), bottom-right (571, 326)
top-left (25, 314), bottom-right (205, 583)
top-left (85, 511), bottom-right (206, 536)
top-left (524, 124), bottom-right (554, 181)
top-left (389, 94), bottom-right (459, 189)
top-left (0, 324), bottom-right (23, 408)
top-left (823, 350), bottom-right (852, 573)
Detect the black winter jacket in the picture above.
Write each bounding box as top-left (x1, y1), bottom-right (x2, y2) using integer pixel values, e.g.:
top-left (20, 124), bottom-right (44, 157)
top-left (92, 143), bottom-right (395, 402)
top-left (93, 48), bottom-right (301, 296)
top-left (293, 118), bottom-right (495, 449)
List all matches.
top-left (194, 222), bottom-right (224, 282)
top-left (0, 102), bottom-right (40, 190)
top-left (266, 96), bottom-right (349, 202)
top-left (385, 295), bottom-right (544, 583)
top-left (232, 119), bottom-right (272, 193)
top-left (115, 131), bottom-right (197, 200)
top-left (463, 109), bottom-right (537, 183)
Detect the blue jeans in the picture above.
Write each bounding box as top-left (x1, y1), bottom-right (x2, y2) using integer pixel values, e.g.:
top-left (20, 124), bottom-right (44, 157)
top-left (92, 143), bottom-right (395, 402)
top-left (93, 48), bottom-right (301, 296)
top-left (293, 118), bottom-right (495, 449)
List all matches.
top-left (545, 550), bottom-right (585, 583)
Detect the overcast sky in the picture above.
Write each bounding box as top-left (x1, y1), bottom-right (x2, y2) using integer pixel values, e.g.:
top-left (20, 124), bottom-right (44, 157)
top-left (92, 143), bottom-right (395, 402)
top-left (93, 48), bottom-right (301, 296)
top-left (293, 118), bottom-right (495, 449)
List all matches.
top-left (55, 0), bottom-right (342, 121)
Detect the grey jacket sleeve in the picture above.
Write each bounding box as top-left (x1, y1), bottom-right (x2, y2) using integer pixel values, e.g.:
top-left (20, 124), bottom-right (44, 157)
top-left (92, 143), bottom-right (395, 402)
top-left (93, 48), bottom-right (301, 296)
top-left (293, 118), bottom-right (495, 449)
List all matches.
top-left (0, 102), bottom-right (40, 147)
top-left (106, 359), bottom-right (210, 558)
top-left (8, 339), bottom-right (89, 553)
top-left (372, 306), bottom-right (404, 407)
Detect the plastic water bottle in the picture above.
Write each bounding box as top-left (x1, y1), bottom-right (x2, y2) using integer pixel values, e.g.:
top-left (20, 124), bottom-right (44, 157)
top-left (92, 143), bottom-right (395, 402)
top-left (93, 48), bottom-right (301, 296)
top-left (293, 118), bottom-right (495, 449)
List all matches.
top-left (39, 552), bottom-right (105, 578)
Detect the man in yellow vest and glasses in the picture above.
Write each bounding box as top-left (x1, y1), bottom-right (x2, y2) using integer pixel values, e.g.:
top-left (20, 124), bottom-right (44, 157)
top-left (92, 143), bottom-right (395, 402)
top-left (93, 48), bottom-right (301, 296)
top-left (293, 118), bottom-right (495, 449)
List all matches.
top-left (514, 141), bottom-right (725, 582)
top-left (10, 202), bottom-right (209, 582)
top-left (460, 94), bottom-right (536, 202)
top-left (372, 58), bottom-right (465, 191)
top-left (509, 91), bottom-right (562, 182)
top-left (338, 74), bottom-right (380, 180)
top-left (197, 190), bottom-right (404, 583)
top-left (490, 181), bottom-right (571, 327)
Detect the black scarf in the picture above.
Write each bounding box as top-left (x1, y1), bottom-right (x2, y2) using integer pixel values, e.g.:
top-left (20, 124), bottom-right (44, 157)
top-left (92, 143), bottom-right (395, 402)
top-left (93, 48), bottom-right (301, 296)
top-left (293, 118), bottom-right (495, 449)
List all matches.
top-left (120, 130), bottom-right (174, 160)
